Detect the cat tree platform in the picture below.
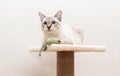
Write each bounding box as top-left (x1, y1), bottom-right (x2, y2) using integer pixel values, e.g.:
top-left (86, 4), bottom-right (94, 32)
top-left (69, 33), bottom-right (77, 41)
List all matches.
top-left (30, 44), bottom-right (106, 76)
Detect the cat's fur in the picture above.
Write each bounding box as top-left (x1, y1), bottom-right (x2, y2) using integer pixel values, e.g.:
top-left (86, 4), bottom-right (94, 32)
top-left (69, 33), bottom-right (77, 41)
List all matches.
top-left (38, 10), bottom-right (84, 75)
top-left (38, 10), bottom-right (84, 44)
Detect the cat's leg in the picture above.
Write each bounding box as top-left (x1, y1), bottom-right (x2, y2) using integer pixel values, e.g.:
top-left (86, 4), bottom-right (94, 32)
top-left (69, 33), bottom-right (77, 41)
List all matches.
top-left (61, 38), bottom-right (74, 44)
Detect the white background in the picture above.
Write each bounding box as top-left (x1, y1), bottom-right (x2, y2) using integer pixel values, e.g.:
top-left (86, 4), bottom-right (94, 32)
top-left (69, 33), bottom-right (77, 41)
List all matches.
top-left (0, 0), bottom-right (120, 76)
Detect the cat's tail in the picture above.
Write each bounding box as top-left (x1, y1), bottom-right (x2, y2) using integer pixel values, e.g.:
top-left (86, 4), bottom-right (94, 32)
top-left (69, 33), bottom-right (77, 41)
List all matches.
top-left (72, 26), bottom-right (84, 44)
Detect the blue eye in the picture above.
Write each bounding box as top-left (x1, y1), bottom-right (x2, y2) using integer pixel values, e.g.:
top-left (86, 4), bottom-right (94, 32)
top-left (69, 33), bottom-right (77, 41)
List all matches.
top-left (52, 21), bottom-right (56, 24)
top-left (43, 21), bottom-right (47, 25)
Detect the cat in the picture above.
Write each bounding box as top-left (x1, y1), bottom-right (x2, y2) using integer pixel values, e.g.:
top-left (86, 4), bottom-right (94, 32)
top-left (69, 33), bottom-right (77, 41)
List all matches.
top-left (38, 10), bottom-right (84, 44)
top-left (37, 10), bottom-right (84, 76)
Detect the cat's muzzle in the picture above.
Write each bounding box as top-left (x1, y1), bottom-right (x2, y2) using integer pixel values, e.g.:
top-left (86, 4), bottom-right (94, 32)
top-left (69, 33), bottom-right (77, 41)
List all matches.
top-left (47, 26), bottom-right (51, 31)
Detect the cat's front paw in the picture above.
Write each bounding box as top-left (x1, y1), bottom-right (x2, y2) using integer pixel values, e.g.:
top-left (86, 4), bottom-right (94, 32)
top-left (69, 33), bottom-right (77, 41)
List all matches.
top-left (61, 39), bottom-right (73, 44)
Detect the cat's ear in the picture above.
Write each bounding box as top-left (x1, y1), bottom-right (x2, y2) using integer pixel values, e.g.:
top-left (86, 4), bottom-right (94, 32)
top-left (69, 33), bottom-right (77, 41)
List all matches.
top-left (54, 10), bottom-right (62, 22)
top-left (38, 12), bottom-right (46, 22)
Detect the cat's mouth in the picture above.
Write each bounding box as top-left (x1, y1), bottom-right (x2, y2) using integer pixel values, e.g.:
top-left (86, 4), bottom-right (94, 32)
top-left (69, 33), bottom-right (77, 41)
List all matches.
top-left (45, 30), bottom-right (54, 34)
top-left (47, 29), bottom-right (52, 31)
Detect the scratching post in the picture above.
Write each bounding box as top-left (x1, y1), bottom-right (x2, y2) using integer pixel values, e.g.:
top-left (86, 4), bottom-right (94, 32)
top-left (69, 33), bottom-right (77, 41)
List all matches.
top-left (57, 51), bottom-right (74, 76)
top-left (30, 44), bottom-right (106, 76)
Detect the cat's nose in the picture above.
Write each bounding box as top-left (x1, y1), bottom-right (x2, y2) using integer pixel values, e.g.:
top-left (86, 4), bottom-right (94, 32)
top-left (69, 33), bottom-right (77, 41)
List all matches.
top-left (47, 24), bottom-right (51, 27)
top-left (47, 26), bottom-right (51, 30)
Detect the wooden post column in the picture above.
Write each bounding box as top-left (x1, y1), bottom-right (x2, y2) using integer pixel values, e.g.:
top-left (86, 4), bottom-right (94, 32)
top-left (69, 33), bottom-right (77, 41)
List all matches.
top-left (57, 51), bottom-right (74, 76)
top-left (30, 44), bottom-right (106, 76)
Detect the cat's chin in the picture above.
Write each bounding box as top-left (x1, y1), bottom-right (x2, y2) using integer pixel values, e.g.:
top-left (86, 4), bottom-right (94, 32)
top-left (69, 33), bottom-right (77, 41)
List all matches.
top-left (44, 30), bottom-right (54, 34)
top-left (44, 30), bottom-right (59, 35)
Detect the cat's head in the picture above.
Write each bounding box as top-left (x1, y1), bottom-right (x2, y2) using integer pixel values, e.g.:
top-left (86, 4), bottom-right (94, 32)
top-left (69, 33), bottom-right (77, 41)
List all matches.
top-left (38, 10), bottom-right (62, 34)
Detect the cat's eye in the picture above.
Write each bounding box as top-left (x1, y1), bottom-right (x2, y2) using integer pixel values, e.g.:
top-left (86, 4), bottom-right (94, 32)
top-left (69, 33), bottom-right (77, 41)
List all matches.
top-left (52, 21), bottom-right (56, 24)
top-left (43, 21), bottom-right (47, 25)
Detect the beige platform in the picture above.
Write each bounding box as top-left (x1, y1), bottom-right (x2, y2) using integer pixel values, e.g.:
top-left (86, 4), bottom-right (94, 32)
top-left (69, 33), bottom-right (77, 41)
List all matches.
top-left (29, 44), bottom-right (106, 76)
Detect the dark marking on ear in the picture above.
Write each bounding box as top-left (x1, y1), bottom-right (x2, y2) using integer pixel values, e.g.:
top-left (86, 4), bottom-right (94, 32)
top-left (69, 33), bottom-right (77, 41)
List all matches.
top-left (38, 12), bottom-right (46, 22)
top-left (54, 10), bottom-right (62, 22)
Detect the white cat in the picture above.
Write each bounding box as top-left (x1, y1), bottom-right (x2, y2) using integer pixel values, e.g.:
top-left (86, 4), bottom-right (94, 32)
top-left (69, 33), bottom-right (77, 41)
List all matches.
top-left (38, 10), bottom-right (84, 44)
top-left (38, 10), bottom-right (84, 75)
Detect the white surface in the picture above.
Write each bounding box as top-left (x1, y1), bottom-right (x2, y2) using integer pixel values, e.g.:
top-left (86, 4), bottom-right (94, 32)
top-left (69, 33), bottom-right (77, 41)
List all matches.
top-left (0, 0), bottom-right (120, 76)
top-left (30, 44), bottom-right (106, 52)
